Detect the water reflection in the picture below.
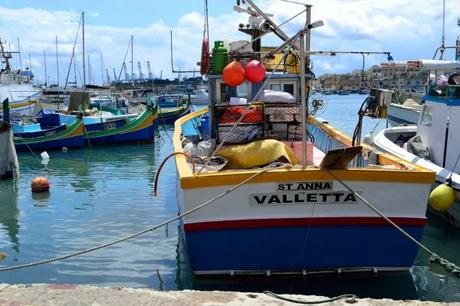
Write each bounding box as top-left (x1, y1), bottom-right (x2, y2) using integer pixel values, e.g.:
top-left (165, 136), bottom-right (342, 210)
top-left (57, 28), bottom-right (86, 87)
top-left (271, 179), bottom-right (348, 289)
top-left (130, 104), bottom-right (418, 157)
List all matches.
top-left (0, 181), bottom-right (20, 253)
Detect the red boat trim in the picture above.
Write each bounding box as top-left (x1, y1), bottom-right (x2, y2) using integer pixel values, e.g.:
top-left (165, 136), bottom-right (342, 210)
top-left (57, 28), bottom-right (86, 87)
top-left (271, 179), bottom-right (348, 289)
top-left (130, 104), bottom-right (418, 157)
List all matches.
top-left (184, 217), bottom-right (427, 232)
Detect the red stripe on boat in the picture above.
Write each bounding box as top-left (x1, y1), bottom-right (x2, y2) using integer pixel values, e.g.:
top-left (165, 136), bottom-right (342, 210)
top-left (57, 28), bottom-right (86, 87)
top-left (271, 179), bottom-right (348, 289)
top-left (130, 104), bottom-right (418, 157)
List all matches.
top-left (184, 217), bottom-right (426, 232)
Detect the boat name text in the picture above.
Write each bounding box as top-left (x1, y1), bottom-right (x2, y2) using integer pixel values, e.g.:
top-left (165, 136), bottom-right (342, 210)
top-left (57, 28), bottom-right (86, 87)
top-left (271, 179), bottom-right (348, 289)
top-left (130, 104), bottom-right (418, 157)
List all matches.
top-left (249, 191), bottom-right (358, 206)
top-left (277, 181), bottom-right (333, 191)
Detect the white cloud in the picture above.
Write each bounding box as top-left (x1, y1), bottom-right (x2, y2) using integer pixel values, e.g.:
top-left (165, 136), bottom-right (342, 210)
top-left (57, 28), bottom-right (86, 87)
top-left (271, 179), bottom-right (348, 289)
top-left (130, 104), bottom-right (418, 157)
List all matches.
top-left (0, 0), bottom-right (458, 84)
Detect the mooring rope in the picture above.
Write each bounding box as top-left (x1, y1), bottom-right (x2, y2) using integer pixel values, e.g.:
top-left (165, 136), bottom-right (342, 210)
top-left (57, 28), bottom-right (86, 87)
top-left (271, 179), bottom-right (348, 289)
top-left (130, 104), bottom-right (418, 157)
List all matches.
top-left (0, 166), bottom-right (274, 272)
top-left (264, 291), bottom-right (358, 304)
top-left (322, 167), bottom-right (460, 278)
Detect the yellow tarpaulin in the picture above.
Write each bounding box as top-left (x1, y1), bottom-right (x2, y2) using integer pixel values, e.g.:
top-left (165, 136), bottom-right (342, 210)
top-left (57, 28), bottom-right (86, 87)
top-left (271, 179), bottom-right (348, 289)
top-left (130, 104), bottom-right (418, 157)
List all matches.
top-left (217, 139), bottom-right (298, 169)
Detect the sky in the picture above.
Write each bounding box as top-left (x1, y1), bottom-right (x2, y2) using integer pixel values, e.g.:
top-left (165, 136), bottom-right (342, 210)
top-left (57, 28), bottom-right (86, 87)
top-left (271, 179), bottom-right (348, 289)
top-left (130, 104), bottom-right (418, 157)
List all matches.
top-left (0, 0), bottom-right (458, 85)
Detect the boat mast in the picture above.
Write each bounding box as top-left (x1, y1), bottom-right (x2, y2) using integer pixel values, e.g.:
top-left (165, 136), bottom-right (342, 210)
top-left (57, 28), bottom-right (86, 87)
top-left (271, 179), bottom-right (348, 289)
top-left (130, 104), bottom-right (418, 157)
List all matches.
top-left (100, 52), bottom-right (104, 85)
top-left (28, 53), bottom-right (32, 72)
top-left (43, 50), bottom-right (48, 86)
top-left (82, 11), bottom-right (86, 88)
top-left (17, 38), bottom-right (22, 69)
top-left (131, 35), bottom-right (134, 82)
top-left (55, 36), bottom-right (60, 87)
top-left (439, 0), bottom-right (446, 60)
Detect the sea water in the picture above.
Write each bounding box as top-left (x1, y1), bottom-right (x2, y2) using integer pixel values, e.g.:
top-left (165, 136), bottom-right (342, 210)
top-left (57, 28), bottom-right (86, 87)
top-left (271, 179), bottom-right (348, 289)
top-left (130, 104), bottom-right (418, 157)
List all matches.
top-left (0, 94), bottom-right (459, 301)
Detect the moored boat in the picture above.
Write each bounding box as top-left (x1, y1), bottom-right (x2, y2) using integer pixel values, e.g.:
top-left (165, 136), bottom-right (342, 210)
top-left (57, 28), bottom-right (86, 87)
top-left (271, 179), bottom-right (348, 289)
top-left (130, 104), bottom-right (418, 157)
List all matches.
top-left (14, 117), bottom-right (85, 151)
top-left (82, 104), bottom-right (158, 145)
top-left (369, 66), bottom-right (460, 227)
top-left (172, 1), bottom-right (435, 276)
top-left (158, 102), bottom-right (192, 125)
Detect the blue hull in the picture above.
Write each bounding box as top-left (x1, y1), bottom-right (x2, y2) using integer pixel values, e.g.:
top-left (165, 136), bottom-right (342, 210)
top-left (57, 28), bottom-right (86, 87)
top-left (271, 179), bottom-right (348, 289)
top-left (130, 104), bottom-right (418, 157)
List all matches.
top-left (184, 225), bottom-right (424, 273)
top-left (86, 125), bottom-right (154, 145)
top-left (15, 135), bottom-right (85, 151)
top-left (159, 108), bottom-right (191, 125)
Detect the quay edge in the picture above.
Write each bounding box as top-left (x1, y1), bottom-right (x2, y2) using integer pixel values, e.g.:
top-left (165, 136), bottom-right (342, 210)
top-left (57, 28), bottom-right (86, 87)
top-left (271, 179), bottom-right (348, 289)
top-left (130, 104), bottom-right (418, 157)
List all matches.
top-left (0, 283), bottom-right (450, 306)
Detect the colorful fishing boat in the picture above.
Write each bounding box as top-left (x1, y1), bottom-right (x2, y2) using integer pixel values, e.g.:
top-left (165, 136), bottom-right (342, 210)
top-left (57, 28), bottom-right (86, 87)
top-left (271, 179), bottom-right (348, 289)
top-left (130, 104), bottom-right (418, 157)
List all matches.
top-left (158, 102), bottom-right (192, 125)
top-left (83, 104), bottom-right (158, 145)
top-left (14, 118), bottom-right (84, 151)
top-left (172, 1), bottom-right (435, 276)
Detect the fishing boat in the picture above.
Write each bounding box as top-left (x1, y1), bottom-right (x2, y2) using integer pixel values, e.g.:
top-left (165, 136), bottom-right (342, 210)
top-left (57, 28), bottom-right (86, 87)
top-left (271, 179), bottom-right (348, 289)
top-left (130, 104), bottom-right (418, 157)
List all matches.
top-left (14, 117), bottom-right (84, 151)
top-left (83, 104), bottom-right (158, 145)
top-left (172, 1), bottom-right (435, 276)
top-left (0, 40), bottom-right (39, 117)
top-left (158, 100), bottom-right (192, 125)
top-left (368, 62), bottom-right (460, 228)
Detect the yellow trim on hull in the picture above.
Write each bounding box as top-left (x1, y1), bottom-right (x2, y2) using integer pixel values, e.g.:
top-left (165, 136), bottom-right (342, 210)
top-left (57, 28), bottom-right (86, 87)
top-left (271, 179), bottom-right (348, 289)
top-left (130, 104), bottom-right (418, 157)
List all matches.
top-left (174, 109), bottom-right (436, 190)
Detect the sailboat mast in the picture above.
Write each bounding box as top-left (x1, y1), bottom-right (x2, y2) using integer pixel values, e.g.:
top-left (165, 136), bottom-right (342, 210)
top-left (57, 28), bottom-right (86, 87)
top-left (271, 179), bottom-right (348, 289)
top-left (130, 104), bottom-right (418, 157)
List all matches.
top-left (17, 38), bottom-right (22, 69)
top-left (131, 35), bottom-right (134, 81)
top-left (43, 50), bottom-right (48, 86)
top-left (28, 53), bottom-right (32, 72)
top-left (100, 52), bottom-right (104, 85)
top-left (82, 11), bottom-right (86, 88)
top-left (55, 36), bottom-right (60, 87)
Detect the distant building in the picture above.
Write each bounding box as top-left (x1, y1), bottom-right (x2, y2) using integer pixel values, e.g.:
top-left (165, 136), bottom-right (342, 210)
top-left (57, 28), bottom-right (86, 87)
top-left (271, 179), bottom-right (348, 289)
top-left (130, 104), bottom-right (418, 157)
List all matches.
top-left (318, 63), bottom-right (428, 92)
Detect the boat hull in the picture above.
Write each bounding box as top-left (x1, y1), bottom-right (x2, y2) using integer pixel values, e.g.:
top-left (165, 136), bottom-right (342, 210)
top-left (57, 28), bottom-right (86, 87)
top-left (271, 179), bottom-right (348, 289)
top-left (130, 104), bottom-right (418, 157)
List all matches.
top-left (184, 223), bottom-right (423, 274)
top-left (387, 103), bottom-right (420, 126)
top-left (158, 105), bottom-right (192, 125)
top-left (14, 120), bottom-right (84, 151)
top-left (178, 178), bottom-right (430, 275)
top-left (371, 126), bottom-right (460, 228)
top-left (84, 108), bottom-right (157, 145)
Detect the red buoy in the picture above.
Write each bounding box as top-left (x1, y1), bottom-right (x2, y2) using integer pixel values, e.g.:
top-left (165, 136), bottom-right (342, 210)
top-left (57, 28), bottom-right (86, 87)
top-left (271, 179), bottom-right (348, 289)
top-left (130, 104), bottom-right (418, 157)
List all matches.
top-left (222, 60), bottom-right (245, 87)
top-left (245, 60), bottom-right (266, 83)
top-left (31, 176), bottom-right (50, 193)
top-left (200, 37), bottom-right (209, 75)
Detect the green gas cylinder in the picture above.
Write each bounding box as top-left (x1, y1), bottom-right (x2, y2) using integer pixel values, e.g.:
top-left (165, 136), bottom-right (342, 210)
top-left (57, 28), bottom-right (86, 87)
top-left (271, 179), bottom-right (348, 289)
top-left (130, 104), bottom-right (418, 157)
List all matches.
top-left (211, 41), bottom-right (228, 74)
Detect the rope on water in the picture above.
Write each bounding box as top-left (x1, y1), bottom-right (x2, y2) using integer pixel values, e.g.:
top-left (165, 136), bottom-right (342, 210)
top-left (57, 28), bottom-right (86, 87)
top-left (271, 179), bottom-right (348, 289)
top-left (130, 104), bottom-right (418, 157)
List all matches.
top-left (264, 291), bottom-right (358, 304)
top-left (322, 167), bottom-right (460, 279)
top-left (0, 165), bottom-right (274, 272)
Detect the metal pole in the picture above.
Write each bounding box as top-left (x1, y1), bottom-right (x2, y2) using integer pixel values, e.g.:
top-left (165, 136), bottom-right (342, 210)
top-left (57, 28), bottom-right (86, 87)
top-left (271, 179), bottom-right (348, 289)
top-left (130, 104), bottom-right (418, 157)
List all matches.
top-left (131, 35), bottom-right (134, 81)
top-left (55, 36), bottom-right (60, 87)
top-left (440, 0), bottom-right (446, 60)
top-left (43, 50), bottom-right (48, 86)
top-left (300, 31), bottom-right (307, 166)
top-left (82, 11), bottom-right (86, 88)
top-left (305, 5), bottom-right (312, 67)
top-left (28, 53), bottom-right (31, 72)
top-left (17, 38), bottom-right (22, 69)
top-left (100, 52), bottom-right (104, 85)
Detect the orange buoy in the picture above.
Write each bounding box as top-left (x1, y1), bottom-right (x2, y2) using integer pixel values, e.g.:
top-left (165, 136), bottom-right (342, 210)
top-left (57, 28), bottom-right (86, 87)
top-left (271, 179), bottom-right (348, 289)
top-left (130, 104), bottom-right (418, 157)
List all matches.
top-left (222, 60), bottom-right (245, 87)
top-left (31, 176), bottom-right (50, 193)
top-left (245, 60), bottom-right (266, 83)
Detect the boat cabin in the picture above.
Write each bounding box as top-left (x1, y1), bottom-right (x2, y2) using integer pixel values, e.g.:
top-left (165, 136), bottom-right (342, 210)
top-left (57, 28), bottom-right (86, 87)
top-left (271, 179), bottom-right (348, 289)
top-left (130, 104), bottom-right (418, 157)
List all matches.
top-left (417, 75), bottom-right (460, 171)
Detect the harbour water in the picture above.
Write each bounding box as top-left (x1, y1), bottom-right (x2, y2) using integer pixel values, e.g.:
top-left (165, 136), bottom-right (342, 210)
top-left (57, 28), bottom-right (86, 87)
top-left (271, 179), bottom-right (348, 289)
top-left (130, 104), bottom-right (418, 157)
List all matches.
top-left (0, 94), bottom-right (459, 301)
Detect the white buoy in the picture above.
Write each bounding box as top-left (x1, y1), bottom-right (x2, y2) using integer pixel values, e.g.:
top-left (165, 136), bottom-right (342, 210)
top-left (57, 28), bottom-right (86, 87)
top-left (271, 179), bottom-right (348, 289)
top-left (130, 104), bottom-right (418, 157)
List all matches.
top-left (363, 132), bottom-right (374, 146)
top-left (40, 151), bottom-right (50, 165)
top-left (62, 147), bottom-right (68, 152)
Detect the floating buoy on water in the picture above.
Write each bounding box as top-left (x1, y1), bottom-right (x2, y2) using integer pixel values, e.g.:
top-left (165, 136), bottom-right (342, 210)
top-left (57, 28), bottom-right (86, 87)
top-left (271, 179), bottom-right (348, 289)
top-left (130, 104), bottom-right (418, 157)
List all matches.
top-left (223, 60), bottom-right (245, 87)
top-left (0, 252), bottom-right (7, 260)
top-left (429, 183), bottom-right (455, 212)
top-left (245, 60), bottom-right (266, 83)
top-left (31, 176), bottom-right (50, 193)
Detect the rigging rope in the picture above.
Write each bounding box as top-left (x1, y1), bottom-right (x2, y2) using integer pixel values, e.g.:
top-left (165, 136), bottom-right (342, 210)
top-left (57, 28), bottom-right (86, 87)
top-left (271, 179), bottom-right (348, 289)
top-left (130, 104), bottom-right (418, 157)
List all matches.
top-left (321, 167), bottom-right (460, 278)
